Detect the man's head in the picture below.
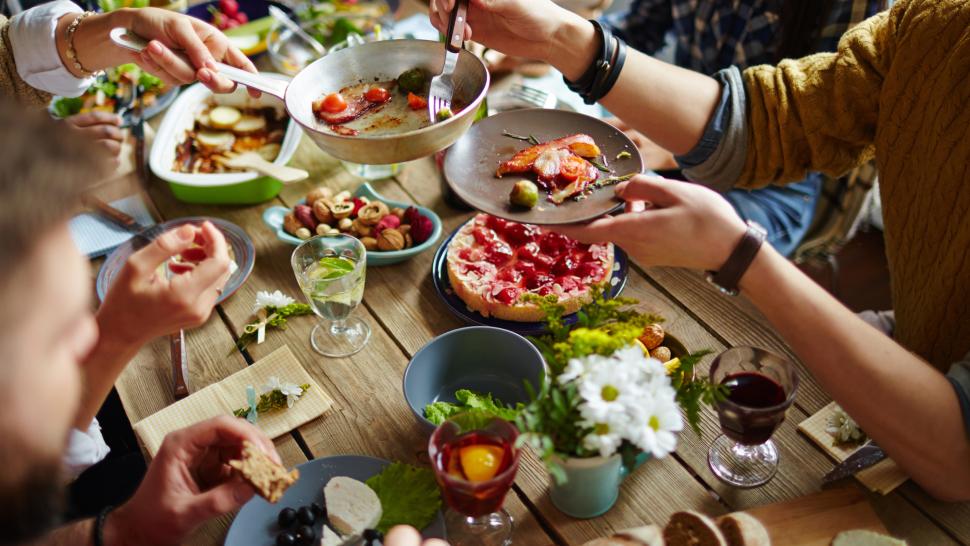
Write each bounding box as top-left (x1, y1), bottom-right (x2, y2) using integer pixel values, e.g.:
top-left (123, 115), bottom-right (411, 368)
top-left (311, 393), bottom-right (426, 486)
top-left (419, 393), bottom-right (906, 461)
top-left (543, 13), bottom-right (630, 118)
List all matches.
top-left (0, 102), bottom-right (107, 543)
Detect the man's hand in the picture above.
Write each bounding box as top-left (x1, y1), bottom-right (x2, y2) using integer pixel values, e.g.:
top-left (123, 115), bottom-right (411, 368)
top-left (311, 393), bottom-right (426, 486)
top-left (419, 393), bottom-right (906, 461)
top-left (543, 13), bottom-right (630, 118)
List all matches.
top-left (64, 112), bottom-right (124, 162)
top-left (106, 416), bottom-right (280, 546)
top-left (554, 175), bottom-right (747, 271)
top-left (604, 118), bottom-right (679, 171)
top-left (97, 221), bottom-right (232, 347)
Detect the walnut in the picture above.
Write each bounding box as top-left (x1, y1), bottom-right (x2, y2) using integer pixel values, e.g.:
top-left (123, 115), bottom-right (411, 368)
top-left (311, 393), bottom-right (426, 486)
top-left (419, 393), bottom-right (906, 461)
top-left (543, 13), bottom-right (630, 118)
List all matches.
top-left (338, 218), bottom-right (354, 232)
top-left (638, 323), bottom-right (665, 350)
top-left (377, 228), bottom-right (405, 251)
top-left (361, 236), bottom-right (379, 251)
top-left (305, 187), bottom-right (333, 206)
top-left (313, 199), bottom-right (335, 224)
top-left (333, 190), bottom-right (352, 203)
top-left (352, 218), bottom-right (373, 237)
top-left (398, 224), bottom-right (411, 236)
top-left (650, 346), bottom-right (672, 362)
top-left (330, 202), bottom-right (355, 220)
top-left (358, 201), bottom-right (390, 225)
top-left (282, 213), bottom-right (302, 236)
top-left (403, 232), bottom-right (413, 248)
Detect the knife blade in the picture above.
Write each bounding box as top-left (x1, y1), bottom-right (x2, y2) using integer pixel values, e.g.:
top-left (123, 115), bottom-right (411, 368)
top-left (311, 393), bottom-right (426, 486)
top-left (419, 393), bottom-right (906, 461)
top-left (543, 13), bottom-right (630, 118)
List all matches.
top-left (170, 330), bottom-right (190, 400)
top-left (823, 441), bottom-right (886, 484)
top-left (83, 195), bottom-right (148, 234)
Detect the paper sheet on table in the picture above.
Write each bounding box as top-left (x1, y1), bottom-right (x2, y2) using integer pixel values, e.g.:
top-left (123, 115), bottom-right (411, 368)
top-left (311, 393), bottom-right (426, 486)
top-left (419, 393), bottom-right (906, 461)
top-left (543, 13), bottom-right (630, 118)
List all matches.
top-left (799, 402), bottom-right (908, 494)
top-left (69, 195), bottom-right (155, 258)
top-left (133, 346), bottom-right (332, 456)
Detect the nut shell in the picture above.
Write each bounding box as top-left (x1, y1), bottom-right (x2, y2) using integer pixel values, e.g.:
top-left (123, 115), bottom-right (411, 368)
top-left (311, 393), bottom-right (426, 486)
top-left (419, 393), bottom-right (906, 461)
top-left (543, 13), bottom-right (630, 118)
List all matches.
top-left (361, 236), bottom-right (379, 251)
top-left (377, 228), bottom-right (405, 251)
top-left (391, 207), bottom-right (406, 220)
top-left (337, 218), bottom-right (354, 231)
top-left (330, 202), bottom-right (354, 220)
top-left (333, 190), bottom-right (352, 203)
top-left (313, 199), bottom-right (335, 224)
top-left (352, 218), bottom-right (373, 237)
top-left (358, 201), bottom-right (390, 225)
top-left (306, 187), bottom-right (333, 206)
top-left (639, 323), bottom-right (665, 350)
top-left (283, 213), bottom-right (302, 236)
top-left (650, 346), bottom-right (672, 362)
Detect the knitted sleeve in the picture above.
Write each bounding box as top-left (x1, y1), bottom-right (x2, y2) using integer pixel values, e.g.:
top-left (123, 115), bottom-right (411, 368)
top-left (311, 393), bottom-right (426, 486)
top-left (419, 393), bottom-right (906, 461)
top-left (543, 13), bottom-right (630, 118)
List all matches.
top-left (735, 6), bottom-right (896, 188)
top-left (0, 15), bottom-right (54, 106)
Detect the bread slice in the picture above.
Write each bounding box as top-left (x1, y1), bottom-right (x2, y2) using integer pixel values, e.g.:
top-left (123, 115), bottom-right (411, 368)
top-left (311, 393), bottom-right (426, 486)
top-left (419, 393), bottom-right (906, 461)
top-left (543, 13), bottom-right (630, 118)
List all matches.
top-left (228, 441), bottom-right (299, 503)
top-left (324, 476), bottom-right (382, 535)
top-left (583, 525), bottom-right (665, 546)
top-left (716, 513), bottom-right (770, 546)
top-left (320, 525), bottom-right (343, 546)
top-left (664, 511), bottom-right (727, 546)
top-left (831, 530), bottom-right (907, 546)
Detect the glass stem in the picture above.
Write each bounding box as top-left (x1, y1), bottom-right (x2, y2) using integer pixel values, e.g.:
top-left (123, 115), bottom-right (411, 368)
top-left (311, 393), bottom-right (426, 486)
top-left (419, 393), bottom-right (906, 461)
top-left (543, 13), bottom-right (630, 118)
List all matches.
top-left (329, 319), bottom-right (347, 335)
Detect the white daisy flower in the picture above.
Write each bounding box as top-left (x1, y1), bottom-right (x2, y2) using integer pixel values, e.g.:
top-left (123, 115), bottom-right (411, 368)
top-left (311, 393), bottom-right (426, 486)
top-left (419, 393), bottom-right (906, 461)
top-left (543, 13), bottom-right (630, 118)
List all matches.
top-left (582, 422), bottom-right (624, 458)
top-left (630, 398), bottom-right (683, 459)
top-left (254, 290), bottom-right (295, 313)
top-left (261, 376), bottom-right (305, 407)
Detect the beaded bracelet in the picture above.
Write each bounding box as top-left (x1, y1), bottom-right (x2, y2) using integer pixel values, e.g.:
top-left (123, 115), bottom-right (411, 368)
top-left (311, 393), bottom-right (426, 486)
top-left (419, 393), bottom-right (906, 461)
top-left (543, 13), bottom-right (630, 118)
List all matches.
top-left (65, 11), bottom-right (103, 78)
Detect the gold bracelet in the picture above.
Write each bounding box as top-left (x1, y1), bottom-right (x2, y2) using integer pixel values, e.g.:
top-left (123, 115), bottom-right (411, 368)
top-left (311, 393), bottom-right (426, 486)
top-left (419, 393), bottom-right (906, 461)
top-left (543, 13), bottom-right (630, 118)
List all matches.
top-left (65, 11), bottom-right (104, 77)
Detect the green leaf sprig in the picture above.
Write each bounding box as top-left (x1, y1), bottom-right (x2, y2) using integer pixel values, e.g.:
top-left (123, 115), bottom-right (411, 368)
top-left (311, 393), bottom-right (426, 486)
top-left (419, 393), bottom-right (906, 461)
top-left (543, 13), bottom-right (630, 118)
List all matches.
top-left (234, 302), bottom-right (313, 353)
top-left (232, 383), bottom-right (311, 418)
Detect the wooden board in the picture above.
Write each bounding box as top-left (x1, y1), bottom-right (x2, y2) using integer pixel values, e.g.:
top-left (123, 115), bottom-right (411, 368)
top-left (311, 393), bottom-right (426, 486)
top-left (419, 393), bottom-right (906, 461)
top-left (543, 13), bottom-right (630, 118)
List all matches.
top-left (740, 486), bottom-right (888, 545)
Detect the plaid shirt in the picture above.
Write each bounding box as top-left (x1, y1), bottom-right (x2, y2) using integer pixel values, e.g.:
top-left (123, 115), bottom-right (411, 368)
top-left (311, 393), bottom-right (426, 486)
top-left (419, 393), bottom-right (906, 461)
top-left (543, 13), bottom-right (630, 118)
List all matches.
top-left (607, 0), bottom-right (884, 74)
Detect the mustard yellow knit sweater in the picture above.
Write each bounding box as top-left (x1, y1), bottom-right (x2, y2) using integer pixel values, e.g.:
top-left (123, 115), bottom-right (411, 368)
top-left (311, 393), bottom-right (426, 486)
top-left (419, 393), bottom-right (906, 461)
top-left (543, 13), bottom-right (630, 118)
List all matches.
top-left (738, 0), bottom-right (969, 370)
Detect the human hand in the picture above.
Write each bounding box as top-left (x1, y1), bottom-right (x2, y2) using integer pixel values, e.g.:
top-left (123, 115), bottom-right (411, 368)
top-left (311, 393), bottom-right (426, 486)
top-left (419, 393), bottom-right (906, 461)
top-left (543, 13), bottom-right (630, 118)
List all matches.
top-left (96, 221), bottom-right (232, 347)
top-left (554, 175), bottom-right (747, 271)
top-left (604, 118), bottom-right (679, 171)
top-left (384, 525), bottom-right (450, 546)
top-left (106, 416), bottom-right (280, 546)
top-left (64, 112), bottom-right (123, 163)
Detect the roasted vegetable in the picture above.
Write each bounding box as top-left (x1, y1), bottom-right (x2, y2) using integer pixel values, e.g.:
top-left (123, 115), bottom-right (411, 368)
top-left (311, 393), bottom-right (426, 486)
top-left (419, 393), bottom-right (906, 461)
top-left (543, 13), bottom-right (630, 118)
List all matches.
top-left (397, 68), bottom-right (428, 94)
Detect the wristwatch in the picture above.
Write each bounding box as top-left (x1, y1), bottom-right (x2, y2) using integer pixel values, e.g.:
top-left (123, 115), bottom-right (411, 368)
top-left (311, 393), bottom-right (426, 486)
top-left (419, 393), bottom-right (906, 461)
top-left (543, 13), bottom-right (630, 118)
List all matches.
top-left (706, 220), bottom-right (767, 296)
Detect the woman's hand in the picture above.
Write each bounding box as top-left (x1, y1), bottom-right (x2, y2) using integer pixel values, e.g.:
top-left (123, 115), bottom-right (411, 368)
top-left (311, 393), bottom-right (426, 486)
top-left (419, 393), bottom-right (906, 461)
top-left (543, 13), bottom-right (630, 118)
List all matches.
top-left (64, 111), bottom-right (124, 162)
top-left (106, 416), bottom-right (280, 546)
top-left (554, 175), bottom-right (747, 271)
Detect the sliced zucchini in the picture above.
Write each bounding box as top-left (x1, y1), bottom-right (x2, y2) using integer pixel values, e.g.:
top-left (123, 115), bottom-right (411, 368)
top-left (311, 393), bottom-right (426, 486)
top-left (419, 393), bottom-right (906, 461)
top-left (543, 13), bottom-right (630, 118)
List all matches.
top-left (232, 114), bottom-right (268, 134)
top-left (208, 105), bottom-right (242, 129)
top-left (196, 130), bottom-right (236, 151)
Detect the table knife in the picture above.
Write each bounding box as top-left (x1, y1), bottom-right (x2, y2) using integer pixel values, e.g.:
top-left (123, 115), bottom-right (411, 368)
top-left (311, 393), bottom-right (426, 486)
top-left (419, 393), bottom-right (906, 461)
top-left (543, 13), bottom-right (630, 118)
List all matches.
top-left (822, 441), bottom-right (886, 484)
top-left (170, 330), bottom-right (190, 400)
top-left (83, 195), bottom-right (147, 234)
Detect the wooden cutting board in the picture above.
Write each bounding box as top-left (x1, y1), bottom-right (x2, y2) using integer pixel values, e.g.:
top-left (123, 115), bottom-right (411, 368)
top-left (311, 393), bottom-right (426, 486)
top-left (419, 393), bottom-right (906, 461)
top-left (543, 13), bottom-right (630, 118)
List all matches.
top-left (740, 487), bottom-right (888, 545)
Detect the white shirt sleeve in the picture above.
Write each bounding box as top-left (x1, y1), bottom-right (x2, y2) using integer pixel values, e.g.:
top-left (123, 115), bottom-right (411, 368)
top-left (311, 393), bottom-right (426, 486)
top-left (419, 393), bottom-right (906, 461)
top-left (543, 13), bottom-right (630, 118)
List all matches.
top-left (8, 0), bottom-right (94, 97)
top-left (63, 418), bottom-right (112, 479)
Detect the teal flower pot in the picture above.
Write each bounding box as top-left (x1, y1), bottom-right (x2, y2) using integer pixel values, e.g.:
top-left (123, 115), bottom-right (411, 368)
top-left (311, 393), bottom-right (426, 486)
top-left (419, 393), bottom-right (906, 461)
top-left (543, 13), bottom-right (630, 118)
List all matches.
top-left (549, 452), bottom-right (650, 518)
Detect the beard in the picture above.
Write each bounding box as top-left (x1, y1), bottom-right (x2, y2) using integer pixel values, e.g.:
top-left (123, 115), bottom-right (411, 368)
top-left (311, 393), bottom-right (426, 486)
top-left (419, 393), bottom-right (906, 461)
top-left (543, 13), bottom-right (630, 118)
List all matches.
top-left (0, 458), bottom-right (65, 545)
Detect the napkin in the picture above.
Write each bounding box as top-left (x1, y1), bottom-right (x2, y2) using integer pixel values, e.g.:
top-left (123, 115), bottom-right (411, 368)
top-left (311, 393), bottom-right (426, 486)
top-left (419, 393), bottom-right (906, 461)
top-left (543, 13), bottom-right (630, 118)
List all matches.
top-left (799, 402), bottom-right (908, 494)
top-left (69, 194), bottom-right (155, 258)
top-left (133, 345), bottom-right (333, 456)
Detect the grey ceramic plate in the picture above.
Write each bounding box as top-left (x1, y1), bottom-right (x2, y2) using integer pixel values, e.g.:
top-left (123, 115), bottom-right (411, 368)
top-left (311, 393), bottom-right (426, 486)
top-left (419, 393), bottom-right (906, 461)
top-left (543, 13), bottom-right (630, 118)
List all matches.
top-left (225, 455), bottom-right (446, 545)
top-left (444, 109), bottom-right (643, 225)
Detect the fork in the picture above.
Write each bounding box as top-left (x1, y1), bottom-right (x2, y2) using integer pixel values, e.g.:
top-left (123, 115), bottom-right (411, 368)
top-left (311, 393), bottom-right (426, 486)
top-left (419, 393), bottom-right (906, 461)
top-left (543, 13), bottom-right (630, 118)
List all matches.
top-left (505, 84), bottom-right (558, 110)
top-left (428, 0), bottom-right (469, 123)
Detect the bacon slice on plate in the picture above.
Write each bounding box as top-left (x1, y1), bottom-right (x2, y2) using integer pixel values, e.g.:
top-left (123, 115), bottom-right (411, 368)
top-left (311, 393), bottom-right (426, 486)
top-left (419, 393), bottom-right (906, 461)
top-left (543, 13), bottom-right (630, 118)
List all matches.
top-left (496, 133), bottom-right (601, 177)
top-left (548, 157), bottom-right (600, 204)
top-left (312, 82), bottom-right (394, 126)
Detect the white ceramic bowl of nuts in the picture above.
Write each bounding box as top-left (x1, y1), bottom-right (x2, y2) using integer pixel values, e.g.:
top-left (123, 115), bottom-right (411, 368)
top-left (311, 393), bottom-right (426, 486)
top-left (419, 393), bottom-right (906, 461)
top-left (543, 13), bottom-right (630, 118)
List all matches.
top-left (262, 182), bottom-right (443, 266)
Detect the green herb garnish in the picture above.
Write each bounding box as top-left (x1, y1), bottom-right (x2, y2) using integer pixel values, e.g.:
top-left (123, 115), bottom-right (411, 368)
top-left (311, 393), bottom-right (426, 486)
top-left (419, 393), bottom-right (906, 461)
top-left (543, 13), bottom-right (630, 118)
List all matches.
top-left (424, 389), bottom-right (524, 426)
top-left (502, 131), bottom-right (540, 146)
top-left (589, 158), bottom-right (611, 173)
top-left (232, 383), bottom-right (311, 418)
top-left (234, 302), bottom-right (313, 352)
top-left (616, 151), bottom-right (632, 160)
top-left (365, 463), bottom-right (442, 533)
top-left (51, 97), bottom-right (84, 118)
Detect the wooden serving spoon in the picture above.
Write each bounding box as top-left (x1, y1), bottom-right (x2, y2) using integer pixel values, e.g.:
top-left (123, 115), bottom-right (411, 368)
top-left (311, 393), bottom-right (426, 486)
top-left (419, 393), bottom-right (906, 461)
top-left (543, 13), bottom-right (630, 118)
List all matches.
top-left (215, 151), bottom-right (310, 184)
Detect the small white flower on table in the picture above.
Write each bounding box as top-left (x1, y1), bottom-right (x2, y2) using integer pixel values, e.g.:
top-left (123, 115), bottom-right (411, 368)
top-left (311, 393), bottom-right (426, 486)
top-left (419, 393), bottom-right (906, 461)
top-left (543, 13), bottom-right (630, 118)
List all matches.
top-left (253, 290), bottom-right (296, 313)
top-left (261, 376), bottom-right (305, 407)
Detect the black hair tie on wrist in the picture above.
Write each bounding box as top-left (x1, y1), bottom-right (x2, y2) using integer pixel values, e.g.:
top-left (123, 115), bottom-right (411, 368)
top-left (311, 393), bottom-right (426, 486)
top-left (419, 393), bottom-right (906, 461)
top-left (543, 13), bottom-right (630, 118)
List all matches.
top-left (93, 505), bottom-right (114, 546)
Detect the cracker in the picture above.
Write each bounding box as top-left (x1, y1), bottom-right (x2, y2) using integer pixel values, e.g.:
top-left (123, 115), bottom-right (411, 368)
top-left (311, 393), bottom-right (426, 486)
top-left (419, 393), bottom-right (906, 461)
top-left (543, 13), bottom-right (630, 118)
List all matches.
top-left (228, 441), bottom-right (299, 503)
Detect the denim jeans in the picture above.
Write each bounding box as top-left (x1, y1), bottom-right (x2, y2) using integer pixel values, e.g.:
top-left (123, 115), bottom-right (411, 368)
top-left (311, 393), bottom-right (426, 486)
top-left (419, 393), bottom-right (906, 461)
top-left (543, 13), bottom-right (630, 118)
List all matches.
top-left (723, 174), bottom-right (823, 257)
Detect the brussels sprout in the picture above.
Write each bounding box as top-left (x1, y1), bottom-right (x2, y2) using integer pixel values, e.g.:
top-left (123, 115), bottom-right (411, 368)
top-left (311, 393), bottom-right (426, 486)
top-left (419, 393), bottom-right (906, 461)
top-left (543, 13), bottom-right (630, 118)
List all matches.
top-left (397, 67), bottom-right (428, 94)
top-left (509, 180), bottom-right (539, 209)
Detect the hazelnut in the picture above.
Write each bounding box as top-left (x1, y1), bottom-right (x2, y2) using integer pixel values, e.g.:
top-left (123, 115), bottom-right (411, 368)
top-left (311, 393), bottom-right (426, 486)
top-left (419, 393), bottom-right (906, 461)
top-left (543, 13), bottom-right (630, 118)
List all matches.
top-left (283, 213), bottom-right (302, 236)
top-left (333, 190), bottom-right (352, 203)
top-left (338, 217), bottom-right (354, 231)
top-left (330, 202), bottom-right (355, 220)
top-left (315, 224), bottom-right (330, 236)
top-left (352, 218), bottom-right (373, 237)
top-left (398, 224), bottom-right (411, 236)
top-left (391, 207), bottom-right (406, 220)
top-left (358, 201), bottom-right (390, 225)
top-left (361, 236), bottom-right (379, 251)
top-left (295, 227), bottom-right (312, 240)
top-left (650, 346), bottom-right (672, 362)
top-left (306, 187), bottom-right (333, 206)
top-left (377, 228), bottom-right (405, 251)
top-left (313, 199), bottom-right (335, 224)
top-left (638, 323), bottom-right (665, 350)
top-left (403, 232), bottom-right (414, 248)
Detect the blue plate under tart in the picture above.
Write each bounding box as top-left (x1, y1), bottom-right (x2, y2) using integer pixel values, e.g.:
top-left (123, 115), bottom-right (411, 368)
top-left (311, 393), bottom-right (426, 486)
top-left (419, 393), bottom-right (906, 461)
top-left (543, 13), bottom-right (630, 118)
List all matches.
top-left (430, 225), bottom-right (629, 336)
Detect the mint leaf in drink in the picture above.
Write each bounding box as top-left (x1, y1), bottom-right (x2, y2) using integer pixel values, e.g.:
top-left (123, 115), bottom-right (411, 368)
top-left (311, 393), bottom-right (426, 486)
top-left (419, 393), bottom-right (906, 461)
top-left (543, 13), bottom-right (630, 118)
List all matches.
top-left (314, 256), bottom-right (355, 279)
top-left (365, 463), bottom-right (441, 533)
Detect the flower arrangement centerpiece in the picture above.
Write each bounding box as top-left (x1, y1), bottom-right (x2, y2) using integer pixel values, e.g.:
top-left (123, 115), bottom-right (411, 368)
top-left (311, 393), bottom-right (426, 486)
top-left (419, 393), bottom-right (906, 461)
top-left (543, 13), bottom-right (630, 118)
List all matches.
top-left (516, 284), bottom-right (722, 517)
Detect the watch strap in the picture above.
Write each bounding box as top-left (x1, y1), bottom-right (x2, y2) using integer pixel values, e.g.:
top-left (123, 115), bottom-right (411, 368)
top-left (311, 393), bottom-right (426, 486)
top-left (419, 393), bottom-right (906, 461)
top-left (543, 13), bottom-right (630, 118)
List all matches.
top-left (707, 221), bottom-right (766, 295)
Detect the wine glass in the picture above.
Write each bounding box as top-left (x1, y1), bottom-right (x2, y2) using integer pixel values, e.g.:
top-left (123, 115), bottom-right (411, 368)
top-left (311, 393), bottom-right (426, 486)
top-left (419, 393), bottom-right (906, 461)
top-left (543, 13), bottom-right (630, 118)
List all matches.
top-left (429, 415), bottom-right (521, 546)
top-left (291, 234), bottom-right (370, 357)
top-left (707, 346), bottom-right (799, 488)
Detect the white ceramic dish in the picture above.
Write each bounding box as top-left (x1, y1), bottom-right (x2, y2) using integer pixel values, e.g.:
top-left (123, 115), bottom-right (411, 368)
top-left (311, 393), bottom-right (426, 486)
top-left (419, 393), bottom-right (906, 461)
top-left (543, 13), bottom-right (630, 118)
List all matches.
top-left (150, 75), bottom-right (303, 204)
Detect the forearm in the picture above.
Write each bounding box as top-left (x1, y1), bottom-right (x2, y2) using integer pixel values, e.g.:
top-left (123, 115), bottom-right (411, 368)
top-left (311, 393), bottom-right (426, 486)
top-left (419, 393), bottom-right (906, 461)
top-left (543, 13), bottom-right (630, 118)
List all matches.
top-left (39, 507), bottom-right (139, 546)
top-left (54, 9), bottom-right (136, 78)
top-left (35, 519), bottom-right (93, 546)
top-left (74, 310), bottom-right (143, 428)
top-left (739, 246), bottom-right (970, 500)
top-left (548, 15), bottom-right (721, 155)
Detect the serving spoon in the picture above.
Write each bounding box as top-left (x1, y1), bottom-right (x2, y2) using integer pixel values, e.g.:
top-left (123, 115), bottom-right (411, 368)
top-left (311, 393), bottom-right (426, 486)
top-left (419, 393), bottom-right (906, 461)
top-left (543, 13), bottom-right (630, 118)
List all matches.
top-left (214, 151), bottom-right (309, 184)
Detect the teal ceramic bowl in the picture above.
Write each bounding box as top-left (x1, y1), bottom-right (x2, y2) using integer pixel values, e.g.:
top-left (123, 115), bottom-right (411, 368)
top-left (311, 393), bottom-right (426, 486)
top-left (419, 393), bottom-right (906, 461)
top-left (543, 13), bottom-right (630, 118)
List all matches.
top-left (403, 326), bottom-right (546, 432)
top-left (262, 182), bottom-right (442, 266)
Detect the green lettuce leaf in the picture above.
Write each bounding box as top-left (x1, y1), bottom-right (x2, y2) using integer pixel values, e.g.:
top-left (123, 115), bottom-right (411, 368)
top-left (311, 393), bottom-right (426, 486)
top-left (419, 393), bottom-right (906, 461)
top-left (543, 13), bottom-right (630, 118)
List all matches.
top-left (424, 389), bottom-right (524, 426)
top-left (365, 463), bottom-right (441, 533)
top-left (51, 97), bottom-right (84, 118)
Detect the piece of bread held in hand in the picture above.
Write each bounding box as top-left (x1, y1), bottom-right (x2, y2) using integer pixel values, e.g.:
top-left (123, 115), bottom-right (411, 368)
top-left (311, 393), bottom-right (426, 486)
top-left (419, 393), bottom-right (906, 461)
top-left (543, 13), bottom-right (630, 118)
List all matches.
top-left (664, 511), bottom-right (728, 546)
top-left (325, 476), bottom-right (383, 535)
top-left (582, 525), bottom-right (664, 546)
top-left (228, 441), bottom-right (299, 503)
top-left (716, 512), bottom-right (771, 546)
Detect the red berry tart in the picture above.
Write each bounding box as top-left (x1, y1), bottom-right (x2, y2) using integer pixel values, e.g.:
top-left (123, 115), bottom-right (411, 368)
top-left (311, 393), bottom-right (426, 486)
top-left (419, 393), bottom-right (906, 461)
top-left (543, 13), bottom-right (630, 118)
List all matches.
top-left (446, 214), bottom-right (614, 322)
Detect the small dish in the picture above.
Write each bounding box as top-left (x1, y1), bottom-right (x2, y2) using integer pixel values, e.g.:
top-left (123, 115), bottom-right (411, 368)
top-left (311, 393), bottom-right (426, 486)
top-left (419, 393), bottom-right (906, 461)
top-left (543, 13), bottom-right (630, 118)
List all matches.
top-left (262, 182), bottom-right (442, 266)
top-left (430, 225), bottom-right (629, 336)
top-left (150, 79), bottom-right (303, 205)
top-left (403, 326), bottom-right (545, 431)
top-left (187, 0), bottom-right (292, 57)
top-left (96, 217), bottom-right (255, 304)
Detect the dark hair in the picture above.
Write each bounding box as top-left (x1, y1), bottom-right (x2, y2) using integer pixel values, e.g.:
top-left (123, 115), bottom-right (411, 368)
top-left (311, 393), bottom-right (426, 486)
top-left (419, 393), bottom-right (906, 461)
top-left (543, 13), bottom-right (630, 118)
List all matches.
top-left (775, 0), bottom-right (888, 61)
top-left (0, 101), bottom-right (107, 287)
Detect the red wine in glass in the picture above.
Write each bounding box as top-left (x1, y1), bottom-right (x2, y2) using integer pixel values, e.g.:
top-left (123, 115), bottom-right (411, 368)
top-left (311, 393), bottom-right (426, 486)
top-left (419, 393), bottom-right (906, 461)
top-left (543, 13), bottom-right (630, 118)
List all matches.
top-left (718, 371), bottom-right (788, 445)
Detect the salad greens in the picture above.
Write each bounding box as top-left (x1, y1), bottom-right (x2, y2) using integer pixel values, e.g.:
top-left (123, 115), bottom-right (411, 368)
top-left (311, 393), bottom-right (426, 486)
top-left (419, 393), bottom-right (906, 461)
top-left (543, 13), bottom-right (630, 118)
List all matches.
top-left (98, 0), bottom-right (148, 11)
top-left (365, 463), bottom-right (441, 534)
top-left (424, 389), bottom-right (524, 426)
top-left (50, 64), bottom-right (166, 119)
top-left (51, 97), bottom-right (84, 119)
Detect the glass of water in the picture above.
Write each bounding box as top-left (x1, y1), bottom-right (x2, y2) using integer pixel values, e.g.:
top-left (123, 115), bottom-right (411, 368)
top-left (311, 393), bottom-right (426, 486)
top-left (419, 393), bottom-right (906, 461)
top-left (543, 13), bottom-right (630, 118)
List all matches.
top-left (291, 234), bottom-right (370, 357)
